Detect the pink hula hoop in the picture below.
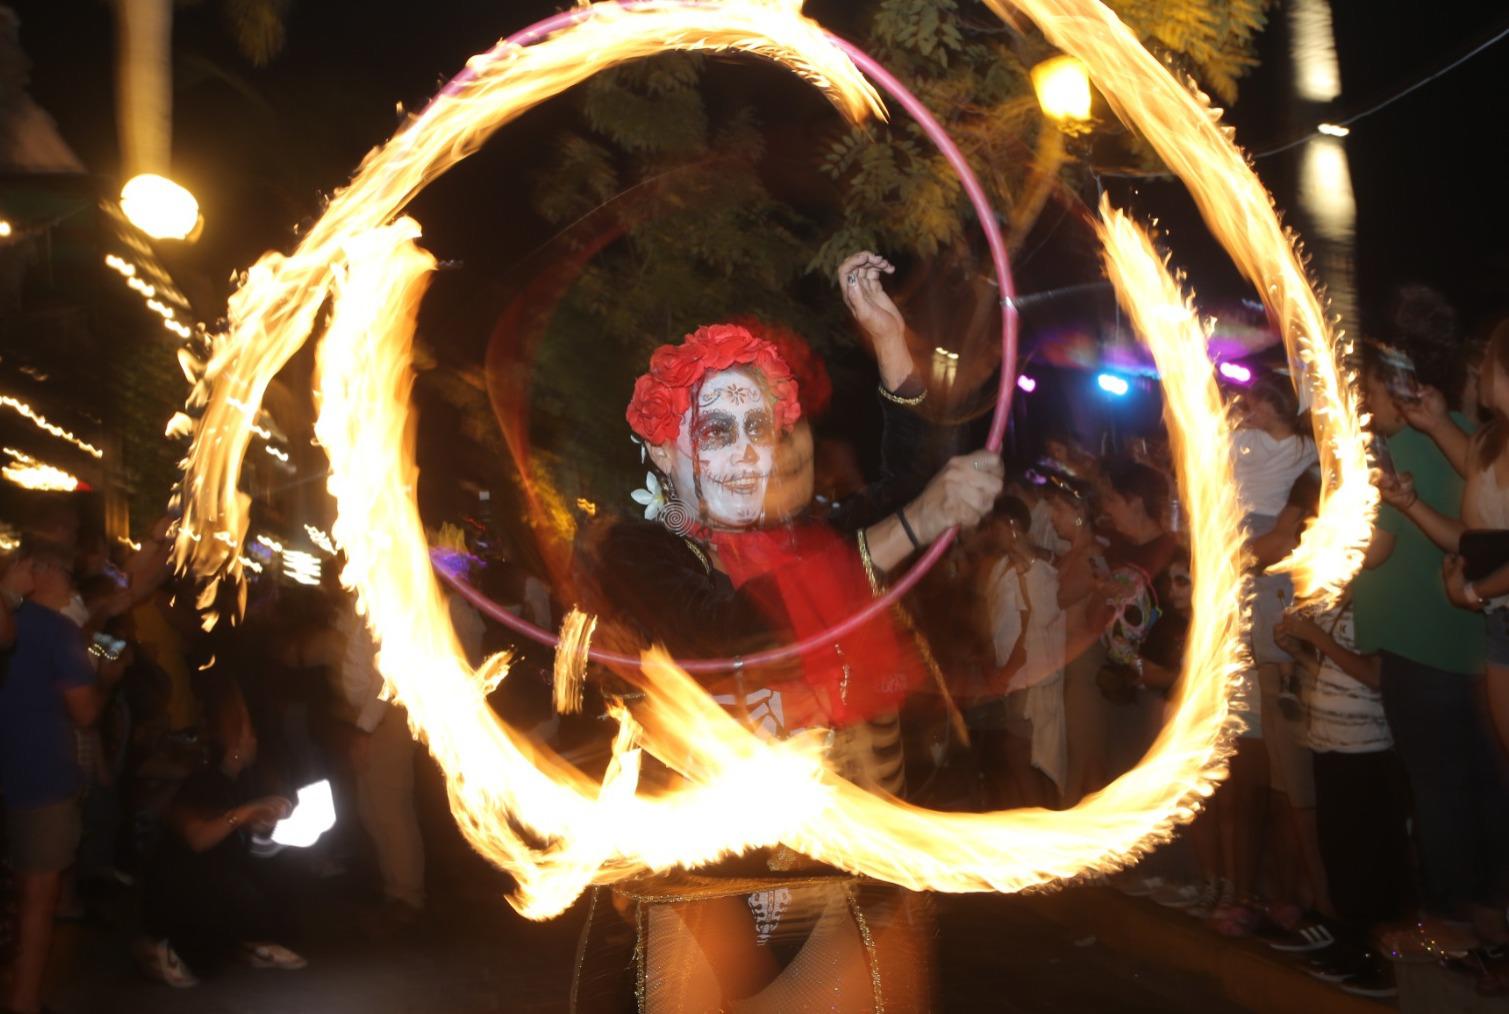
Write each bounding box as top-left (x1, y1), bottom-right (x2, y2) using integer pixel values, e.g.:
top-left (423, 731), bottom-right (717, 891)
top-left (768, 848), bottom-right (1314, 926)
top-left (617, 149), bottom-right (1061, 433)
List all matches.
top-left (433, 3), bottom-right (1019, 674)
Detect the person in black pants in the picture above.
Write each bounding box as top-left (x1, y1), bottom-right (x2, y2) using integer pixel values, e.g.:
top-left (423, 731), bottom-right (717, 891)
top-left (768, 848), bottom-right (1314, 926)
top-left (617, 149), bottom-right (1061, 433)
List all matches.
top-left (137, 676), bottom-right (304, 987)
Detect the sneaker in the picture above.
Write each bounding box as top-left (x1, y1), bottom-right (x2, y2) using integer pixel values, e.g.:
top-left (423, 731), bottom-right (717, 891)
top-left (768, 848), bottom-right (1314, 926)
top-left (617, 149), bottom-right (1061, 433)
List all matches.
top-left (359, 898), bottom-right (424, 940)
top-left (1186, 878), bottom-right (1225, 920)
top-left (1208, 903), bottom-right (1261, 938)
top-left (1151, 880), bottom-right (1205, 909)
top-left (135, 938), bottom-right (199, 988)
top-left (1268, 922), bottom-right (1338, 953)
top-left (1376, 917), bottom-right (1477, 963)
top-left (1113, 874), bottom-right (1163, 898)
top-left (1338, 956), bottom-right (1398, 999)
top-left (1303, 942), bottom-right (1370, 983)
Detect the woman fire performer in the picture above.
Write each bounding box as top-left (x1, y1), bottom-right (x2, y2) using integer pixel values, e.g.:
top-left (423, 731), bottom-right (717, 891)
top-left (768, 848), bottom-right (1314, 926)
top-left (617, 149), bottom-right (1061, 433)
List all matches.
top-left (576, 252), bottom-right (1002, 1011)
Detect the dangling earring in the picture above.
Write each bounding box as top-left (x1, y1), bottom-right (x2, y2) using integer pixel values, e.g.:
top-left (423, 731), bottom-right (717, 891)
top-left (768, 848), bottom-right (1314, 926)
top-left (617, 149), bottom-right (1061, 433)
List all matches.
top-left (658, 478), bottom-right (695, 538)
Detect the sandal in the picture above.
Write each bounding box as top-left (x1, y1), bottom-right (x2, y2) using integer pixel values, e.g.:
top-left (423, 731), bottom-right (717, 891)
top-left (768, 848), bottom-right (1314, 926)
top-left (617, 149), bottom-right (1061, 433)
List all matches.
top-left (1376, 917), bottom-right (1477, 963)
top-left (135, 937), bottom-right (199, 988)
top-left (1208, 903), bottom-right (1261, 938)
top-left (1442, 945), bottom-right (1509, 997)
top-left (242, 941), bottom-right (308, 970)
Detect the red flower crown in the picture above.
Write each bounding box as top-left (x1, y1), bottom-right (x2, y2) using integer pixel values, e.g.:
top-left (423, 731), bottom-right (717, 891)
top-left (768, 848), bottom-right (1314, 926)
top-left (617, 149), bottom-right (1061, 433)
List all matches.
top-left (626, 323), bottom-right (803, 446)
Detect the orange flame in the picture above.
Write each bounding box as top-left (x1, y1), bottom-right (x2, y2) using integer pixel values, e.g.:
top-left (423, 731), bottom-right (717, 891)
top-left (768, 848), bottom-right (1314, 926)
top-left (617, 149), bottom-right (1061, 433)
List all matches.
top-left (988, 0), bottom-right (1377, 606)
top-left (169, 0), bottom-right (1362, 920)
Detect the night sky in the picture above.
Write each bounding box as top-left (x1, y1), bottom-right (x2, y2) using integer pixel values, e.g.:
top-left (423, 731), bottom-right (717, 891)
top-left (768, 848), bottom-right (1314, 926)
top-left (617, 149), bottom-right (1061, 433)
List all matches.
top-left (13, 1), bottom-right (1508, 345)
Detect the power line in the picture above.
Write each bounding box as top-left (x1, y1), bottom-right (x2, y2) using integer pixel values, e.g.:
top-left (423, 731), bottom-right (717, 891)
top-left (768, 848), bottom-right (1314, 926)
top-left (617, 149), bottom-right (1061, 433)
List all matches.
top-left (1093, 18), bottom-right (1509, 180)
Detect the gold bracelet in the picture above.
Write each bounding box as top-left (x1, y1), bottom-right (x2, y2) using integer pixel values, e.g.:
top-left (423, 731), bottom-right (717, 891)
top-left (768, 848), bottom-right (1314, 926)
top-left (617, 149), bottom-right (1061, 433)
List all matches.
top-left (856, 530), bottom-right (882, 597)
top-left (877, 384), bottom-right (926, 406)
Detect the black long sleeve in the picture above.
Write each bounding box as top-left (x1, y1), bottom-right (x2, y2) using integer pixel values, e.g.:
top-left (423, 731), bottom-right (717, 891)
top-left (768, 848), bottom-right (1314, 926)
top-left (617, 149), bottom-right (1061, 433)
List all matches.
top-left (824, 390), bottom-right (935, 533)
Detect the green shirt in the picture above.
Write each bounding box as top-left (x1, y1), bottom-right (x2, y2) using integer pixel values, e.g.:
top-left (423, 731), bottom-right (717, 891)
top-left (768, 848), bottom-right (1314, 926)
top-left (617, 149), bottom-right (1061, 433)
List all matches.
top-left (1352, 416), bottom-right (1484, 674)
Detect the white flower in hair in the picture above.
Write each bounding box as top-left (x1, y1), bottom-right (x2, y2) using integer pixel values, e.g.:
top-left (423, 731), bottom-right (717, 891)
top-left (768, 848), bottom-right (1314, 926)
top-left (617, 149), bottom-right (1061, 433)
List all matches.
top-left (630, 434), bottom-right (646, 464)
top-left (630, 472), bottom-right (666, 521)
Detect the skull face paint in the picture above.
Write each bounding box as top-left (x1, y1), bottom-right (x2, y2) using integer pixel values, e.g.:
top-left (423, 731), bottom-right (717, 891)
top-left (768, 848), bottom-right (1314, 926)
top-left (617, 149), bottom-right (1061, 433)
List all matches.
top-left (672, 367), bottom-right (776, 529)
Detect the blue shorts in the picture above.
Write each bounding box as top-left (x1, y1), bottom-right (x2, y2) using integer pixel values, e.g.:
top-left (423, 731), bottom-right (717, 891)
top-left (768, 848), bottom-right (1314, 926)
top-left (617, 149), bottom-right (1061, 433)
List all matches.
top-left (1242, 512), bottom-right (1293, 665)
top-left (1486, 608), bottom-right (1509, 668)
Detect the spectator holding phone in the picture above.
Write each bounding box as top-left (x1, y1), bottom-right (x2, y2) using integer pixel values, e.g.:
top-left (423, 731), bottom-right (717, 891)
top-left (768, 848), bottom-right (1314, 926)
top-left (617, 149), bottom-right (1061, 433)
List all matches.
top-left (0, 541), bottom-right (123, 1014)
top-left (138, 674), bottom-right (304, 987)
top-left (1353, 335), bottom-right (1508, 959)
top-left (1380, 318), bottom-right (1509, 755)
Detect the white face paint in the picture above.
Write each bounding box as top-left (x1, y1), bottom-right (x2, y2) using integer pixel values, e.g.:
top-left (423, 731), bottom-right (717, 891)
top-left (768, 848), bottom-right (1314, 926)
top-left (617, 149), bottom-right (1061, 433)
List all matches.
top-left (670, 368), bottom-right (775, 529)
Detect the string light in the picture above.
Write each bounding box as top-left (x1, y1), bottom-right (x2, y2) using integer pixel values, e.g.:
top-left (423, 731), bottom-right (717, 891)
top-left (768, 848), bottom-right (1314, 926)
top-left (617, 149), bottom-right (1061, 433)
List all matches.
top-left (282, 549), bottom-right (322, 586)
top-left (255, 534), bottom-right (284, 553)
top-left (0, 395), bottom-right (104, 459)
top-left (1316, 122), bottom-right (1350, 137)
top-left (304, 524), bottom-right (336, 555)
top-left (104, 253), bottom-right (203, 342)
top-left (2, 448), bottom-right (81, 492)
top-left (265, 445), bottom-right (290, 463)
top-left (0, 220), bottom-right (13, 238)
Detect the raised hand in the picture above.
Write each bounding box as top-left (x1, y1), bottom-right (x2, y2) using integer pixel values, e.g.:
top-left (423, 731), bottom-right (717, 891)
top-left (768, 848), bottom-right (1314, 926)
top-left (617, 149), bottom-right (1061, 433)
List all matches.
top-left (1376, 471), bottom-right (1417, 510)
top-left (907, 451), bottom-right (1005, 544)
top-left (1399, 385), bottom-right (1449, 434)
top-left (837, 250), bottom-right (904, 346)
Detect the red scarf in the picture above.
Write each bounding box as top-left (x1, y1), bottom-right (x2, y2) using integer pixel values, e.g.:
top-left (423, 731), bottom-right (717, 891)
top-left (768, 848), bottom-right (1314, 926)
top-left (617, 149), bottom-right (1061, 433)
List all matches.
top-left (708, 523), bottom-right (918, 726)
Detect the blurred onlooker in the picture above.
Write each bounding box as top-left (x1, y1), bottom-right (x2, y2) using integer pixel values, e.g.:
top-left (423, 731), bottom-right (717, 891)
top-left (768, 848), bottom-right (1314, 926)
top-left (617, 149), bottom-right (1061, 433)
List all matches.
top-left (1276, 602), bottom-right (1411, 990)
top-left (1352, 338), bottom-right (1508, 955)
top-left (1384, 317), bottom-right (1509, 754)
top-left (1098, 461), bottom-right (1178, 779)
top-left (1226, 378), bottom-right (1329, 931)
top-left (0, 542), bottom-right (122, 1014)
top-left (1045, 476), bottom-right (1112, 805)
top-left (138, 675), bottom-right (302, 987)
top-left (966, 498), bottom-right (1065, 807)
top-left (131, 585), bottom-right (198, 734)
top-left (337, 582), bottom-right (481, 935)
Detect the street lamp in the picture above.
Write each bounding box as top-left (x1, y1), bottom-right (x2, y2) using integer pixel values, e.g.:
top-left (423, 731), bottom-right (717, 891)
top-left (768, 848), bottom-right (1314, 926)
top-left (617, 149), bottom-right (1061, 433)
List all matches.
top-left (120, 173), bottom-right (200, 240)
top-left (1031, 55), bottom-right (1092, 129)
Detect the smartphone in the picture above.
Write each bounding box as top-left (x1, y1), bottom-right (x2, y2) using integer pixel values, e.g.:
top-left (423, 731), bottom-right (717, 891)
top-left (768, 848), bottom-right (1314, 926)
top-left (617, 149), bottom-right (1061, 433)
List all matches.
top-left (269, 779), bottom-right (336, 848)
top-left (1380, 346), bottom-right (1422, 405)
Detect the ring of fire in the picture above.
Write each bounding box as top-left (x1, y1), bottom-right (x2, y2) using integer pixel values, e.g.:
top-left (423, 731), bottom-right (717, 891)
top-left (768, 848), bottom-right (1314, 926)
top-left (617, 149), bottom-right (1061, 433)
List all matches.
top-left (171, 0), bottom-right (1371, 920)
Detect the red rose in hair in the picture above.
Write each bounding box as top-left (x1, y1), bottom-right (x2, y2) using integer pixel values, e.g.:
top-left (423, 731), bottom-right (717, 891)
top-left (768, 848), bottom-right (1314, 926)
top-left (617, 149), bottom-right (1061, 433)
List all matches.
top-left (626, 322), bottom-right (804, 446)
top-left (648, 343), bottom-right (703, 389)
top-left (625, 375), bottom-right (686, 447)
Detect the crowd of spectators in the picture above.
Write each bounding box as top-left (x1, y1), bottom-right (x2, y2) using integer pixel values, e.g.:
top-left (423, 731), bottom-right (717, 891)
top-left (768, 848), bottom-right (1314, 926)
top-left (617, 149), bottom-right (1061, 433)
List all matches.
top-left (0, 506), bottom-right (548, 1012)
top-left (3, 285), bottom-right (1507, 1009)
top-left (924, 287), bottom-right (1509, 1000)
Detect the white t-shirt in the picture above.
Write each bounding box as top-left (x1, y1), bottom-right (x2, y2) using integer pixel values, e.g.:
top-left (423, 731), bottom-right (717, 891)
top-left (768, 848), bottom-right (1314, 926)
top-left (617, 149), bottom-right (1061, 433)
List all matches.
top-left (1232, 429), bottom-right (1317, 518)
top-left (1010, 558), bottom-right (1066, 692)
top-left (986, 560), bottom-right (1025, 671)
top-left (1305, 606), bottom-right (1392, 753)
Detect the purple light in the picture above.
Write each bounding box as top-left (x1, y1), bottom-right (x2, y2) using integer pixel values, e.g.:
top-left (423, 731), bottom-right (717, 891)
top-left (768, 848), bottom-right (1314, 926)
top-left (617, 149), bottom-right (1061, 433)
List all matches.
top-left (1017, 374), bottom-right (1038, 393)
top-left (1218, 361), bottom-right (1253, 385)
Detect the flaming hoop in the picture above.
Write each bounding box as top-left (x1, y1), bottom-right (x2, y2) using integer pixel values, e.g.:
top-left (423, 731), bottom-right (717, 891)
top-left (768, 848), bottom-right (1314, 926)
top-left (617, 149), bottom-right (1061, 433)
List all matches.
top-left (170, 0), bottom-right (1368, 919)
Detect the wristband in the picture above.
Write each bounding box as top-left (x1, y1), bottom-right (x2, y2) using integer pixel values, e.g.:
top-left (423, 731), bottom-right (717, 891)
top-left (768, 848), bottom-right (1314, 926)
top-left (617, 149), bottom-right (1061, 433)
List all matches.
top-left (895, 508), bottom-right (922, 552)
top-left (878, 379), bottom-right (927, 406)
